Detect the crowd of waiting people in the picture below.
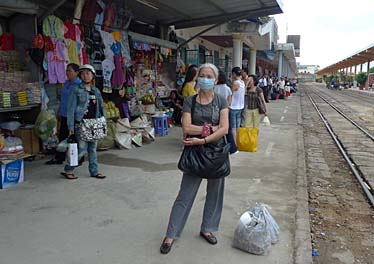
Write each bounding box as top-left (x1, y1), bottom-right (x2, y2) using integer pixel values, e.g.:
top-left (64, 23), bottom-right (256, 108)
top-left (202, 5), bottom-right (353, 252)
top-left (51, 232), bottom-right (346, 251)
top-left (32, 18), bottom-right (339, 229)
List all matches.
top-left (170, 64), bottom-right (298, 130)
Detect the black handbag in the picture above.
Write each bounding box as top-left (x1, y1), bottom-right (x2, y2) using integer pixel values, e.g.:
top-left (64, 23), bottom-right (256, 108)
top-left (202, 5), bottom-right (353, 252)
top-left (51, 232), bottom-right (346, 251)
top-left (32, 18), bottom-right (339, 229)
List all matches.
top-left (177, 95), bottom-right (231, 179)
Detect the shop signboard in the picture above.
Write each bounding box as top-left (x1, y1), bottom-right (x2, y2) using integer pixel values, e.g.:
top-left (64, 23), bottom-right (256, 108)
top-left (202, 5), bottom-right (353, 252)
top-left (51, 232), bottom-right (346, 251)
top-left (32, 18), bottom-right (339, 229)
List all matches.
top-left (0, 159), bottom-right (24, 189)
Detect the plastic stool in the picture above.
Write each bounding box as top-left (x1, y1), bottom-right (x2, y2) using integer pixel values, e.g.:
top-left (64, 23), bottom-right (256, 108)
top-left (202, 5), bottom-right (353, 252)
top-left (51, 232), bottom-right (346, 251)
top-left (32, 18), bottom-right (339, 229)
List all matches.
top-left (152, 116), bottom-right (168, 136)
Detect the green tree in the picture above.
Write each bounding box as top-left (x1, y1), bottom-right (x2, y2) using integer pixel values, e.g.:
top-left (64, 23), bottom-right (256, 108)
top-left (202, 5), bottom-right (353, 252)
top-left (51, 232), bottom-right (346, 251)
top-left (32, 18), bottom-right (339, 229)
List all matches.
top-left (370, 67), bottom-right (374, 73)
top-left (356, 72), bottom-right (367, 85)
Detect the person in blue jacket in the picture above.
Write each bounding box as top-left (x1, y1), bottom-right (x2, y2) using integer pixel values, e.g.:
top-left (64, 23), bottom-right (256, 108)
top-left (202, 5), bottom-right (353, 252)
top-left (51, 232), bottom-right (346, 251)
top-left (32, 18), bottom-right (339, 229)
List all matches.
top-left (62, 64), bottom-right (106, 180)
top-left (46, 63), bottom-right (81, 165)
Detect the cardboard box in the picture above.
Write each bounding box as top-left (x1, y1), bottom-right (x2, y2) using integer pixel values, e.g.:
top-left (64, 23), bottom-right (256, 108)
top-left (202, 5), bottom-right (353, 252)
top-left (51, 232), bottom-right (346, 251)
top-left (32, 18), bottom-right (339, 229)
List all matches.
top-left (0, 158), bottom-right (24, 189)
top-left (14, 127), bottom-right (40, 155)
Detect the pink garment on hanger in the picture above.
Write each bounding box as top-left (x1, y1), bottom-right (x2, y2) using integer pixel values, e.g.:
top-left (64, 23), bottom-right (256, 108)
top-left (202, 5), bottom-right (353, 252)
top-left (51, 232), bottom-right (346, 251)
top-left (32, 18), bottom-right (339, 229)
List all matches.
top-left (47, 38), bottom-right (66, 84)
top-left (111, 54), bottom-right (124, 88)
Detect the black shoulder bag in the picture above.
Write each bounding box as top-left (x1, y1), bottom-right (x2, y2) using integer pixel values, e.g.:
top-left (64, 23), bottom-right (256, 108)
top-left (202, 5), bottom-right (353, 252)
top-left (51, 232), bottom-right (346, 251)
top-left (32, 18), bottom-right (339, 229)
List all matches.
top-left (177, 94), bottom-right (231, 179)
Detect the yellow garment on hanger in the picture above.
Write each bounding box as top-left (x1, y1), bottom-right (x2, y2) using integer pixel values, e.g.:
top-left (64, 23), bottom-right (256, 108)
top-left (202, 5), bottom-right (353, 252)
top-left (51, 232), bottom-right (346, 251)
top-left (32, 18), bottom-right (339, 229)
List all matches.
top-left (66, 39), bottom-right (80, 65)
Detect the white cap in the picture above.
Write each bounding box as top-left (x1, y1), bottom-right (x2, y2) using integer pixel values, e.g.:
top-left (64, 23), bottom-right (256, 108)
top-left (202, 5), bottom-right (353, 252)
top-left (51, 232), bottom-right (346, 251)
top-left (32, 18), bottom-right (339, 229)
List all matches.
top-left (79, 64), bottom-right (96, 76)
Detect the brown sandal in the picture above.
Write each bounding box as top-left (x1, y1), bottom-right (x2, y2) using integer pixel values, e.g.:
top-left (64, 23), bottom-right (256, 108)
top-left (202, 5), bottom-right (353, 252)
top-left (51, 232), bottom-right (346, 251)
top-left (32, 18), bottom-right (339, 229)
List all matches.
top-left (61, 172), bottom-right (78, 180)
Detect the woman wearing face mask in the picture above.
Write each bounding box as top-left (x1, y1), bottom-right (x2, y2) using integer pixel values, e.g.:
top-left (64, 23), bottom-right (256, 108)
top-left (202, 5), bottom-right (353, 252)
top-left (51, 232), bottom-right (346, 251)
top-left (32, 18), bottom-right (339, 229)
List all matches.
top-left (160, 63), bottom-right (229, 254)
top-left (181, 64), bottom-right (198, 98)
top-left (62, 64), bottom-right (106, 180)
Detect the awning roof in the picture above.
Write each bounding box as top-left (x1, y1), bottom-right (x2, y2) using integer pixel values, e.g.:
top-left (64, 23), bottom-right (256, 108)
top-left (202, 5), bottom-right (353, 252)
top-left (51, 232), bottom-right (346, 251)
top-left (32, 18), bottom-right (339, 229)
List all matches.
top-left (3, 0), bottom-right (283, 29)
top-left (317, 43), bottom-right (374, 75)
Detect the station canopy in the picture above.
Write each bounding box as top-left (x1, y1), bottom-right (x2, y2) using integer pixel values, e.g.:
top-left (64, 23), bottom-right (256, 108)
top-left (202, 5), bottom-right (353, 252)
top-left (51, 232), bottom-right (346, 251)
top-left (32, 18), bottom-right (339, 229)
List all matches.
top-left (0, 0), bottom-right (283, 29)
top-left (317, 43), bottom-right (374, 75)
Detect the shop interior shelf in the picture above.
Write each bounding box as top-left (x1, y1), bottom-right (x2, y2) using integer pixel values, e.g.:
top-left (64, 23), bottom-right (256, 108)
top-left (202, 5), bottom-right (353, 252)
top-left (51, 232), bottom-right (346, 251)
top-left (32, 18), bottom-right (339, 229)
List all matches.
top-left (0, 104), bottom-right (40, 113)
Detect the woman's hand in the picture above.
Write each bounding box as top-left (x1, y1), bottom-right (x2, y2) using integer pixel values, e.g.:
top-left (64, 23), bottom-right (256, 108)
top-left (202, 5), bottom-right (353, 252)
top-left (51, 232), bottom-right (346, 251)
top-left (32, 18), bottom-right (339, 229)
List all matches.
top-left (183, 137), bottom-right (204, 146)
top-left (69, 130), bottom-right (75, 135)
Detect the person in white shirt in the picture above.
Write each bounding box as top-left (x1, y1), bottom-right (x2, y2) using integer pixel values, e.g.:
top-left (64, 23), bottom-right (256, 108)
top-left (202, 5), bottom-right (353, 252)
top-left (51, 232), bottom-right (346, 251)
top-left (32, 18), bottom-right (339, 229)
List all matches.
top-left (214, 71), bottom-right (232, 105)
top-left (230, 67), bottom-right (245, 145)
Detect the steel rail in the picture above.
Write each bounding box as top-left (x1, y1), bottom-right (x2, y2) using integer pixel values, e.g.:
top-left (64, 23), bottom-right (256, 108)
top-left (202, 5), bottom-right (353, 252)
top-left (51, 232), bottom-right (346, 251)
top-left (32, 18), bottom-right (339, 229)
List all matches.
top-left (315, 91), bottom-right (374, 141)
top-left (305, 89), bottom-right (374, 208)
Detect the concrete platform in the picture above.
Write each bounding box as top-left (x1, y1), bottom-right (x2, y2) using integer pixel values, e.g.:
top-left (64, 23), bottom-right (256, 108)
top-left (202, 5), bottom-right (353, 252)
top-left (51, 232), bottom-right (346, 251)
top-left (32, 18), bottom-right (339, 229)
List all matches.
top-left (0, 94), bottom-right (311, 264)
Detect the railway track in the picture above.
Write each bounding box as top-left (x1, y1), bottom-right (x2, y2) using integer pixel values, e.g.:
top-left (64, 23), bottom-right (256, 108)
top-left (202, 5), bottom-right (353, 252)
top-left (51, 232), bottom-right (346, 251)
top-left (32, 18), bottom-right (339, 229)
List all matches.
top-left (305, 85), bottom-right (374, 208)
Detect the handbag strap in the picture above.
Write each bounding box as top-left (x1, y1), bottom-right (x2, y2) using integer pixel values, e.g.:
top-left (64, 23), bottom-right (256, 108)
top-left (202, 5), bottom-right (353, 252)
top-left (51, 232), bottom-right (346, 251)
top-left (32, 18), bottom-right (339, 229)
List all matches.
top-left (191, 94), bottom-right (198, 123)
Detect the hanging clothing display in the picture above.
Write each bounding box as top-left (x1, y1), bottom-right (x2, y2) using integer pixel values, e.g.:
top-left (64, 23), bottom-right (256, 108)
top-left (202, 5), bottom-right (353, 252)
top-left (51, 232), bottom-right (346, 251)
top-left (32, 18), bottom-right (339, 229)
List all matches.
top-left (81, 0), bottom-right (101, 24)
top-left (43, 15), bottom-right (64, 40)
top-left (65, 39), bottom-right (80, 65)
top-left (47, 38), bottom-right (66, 84)
top-left (95, 0), bottom-right (106, 31)
top-left (102, 58), bottom-right (115, 93)
top-left (103, 3), bottom-right (117, 31)
top-left (120, 31), bottom-right (131, 67)
top-left (63, 21), bottom-right (76, 41)
top-left (112, 54), bottom-right (124, 88)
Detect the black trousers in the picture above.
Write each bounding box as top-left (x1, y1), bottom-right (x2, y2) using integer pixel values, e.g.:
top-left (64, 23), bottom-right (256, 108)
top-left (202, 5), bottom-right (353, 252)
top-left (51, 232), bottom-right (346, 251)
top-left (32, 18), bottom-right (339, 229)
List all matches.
top-left (55, 116), bottom-right (69, 162)
top-left (263, 86), bottom-right (270, 102)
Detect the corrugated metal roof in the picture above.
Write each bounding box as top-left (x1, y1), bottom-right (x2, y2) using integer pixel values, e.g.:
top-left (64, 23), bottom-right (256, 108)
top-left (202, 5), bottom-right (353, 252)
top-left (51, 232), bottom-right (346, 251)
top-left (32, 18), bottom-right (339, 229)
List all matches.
top-left (317, 43), bottom-right (374, 75)
top-left (21, 0), bottom-right (282, 29)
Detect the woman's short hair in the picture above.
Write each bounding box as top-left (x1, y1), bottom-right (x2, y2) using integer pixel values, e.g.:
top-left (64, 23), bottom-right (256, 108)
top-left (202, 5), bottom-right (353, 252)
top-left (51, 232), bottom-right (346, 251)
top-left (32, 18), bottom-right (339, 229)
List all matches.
top-left (249, 74), bottom-right (259, 86)
top-left (199, 63), bottom-right (219, 79)
top-left (232, 66), bottom-right (242, 76)
top-left (67, 63), bottom-right (79, 72)
top-left (217, 71), bottom-right (227, 85)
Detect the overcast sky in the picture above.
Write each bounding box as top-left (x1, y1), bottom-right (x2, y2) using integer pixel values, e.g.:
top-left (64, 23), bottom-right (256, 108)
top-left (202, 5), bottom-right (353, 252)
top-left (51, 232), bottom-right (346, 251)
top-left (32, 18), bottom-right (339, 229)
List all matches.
top-left (273, 0), bottom-right (374, 68)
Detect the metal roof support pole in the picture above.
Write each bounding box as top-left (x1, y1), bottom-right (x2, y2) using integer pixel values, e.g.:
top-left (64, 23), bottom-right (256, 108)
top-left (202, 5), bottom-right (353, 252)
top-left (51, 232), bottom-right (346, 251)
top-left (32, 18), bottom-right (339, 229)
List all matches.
top-left (360, 63), bottom-right (363, 73)
top-left (73, 0), bottom-right (85, 23)
top-left (354, 65), bottom-right (357, 77)
top-left (366, 60), bottom-right (371, 89)
top-left (249, 48), bottom-right (256, 75)
top-left (278, 51), bottom-right (283, 78)
top-left (232, 35), bottom-right (242, 68)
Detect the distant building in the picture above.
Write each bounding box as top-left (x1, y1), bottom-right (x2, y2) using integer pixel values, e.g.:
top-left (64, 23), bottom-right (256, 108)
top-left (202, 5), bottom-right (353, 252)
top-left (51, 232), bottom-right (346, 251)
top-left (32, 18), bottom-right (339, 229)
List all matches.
top-left (298, 65), bottom-right (320, 74)
top-left (287, 35), bottom-right (300, 57)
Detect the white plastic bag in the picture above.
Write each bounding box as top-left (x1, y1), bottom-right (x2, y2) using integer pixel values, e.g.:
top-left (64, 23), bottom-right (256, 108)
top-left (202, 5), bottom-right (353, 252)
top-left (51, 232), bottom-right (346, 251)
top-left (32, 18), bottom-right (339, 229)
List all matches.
top-left (67, 143), bottom-right (78, 166)
top-left (251, 203), bottom-right (280, 244)
top-left (261, 116), bottom-right (271, 126)
top-left (233, 203), bottom-right (280, 255)
top-left (56, 138), bottom-right (68, 152)
top-left (233, 210), bottom-right (271, 255)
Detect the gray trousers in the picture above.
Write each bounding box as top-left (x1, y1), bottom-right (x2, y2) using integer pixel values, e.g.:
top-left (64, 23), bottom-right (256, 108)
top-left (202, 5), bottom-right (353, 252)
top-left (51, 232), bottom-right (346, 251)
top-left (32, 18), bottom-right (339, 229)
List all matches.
top-left (166, 174), bottom-right (225, 239)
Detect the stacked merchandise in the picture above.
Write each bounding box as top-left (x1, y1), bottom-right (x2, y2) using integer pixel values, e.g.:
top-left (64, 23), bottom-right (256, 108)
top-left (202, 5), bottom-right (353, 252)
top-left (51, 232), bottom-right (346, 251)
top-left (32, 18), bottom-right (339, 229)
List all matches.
top-left (25, 83), bottom-right (42, 104)
top-left (0, 50), bottom-right (22, 72)
top-left (0, 92), bottom-right (11, 108)
top-left (0, 136), bottom-right (25, 160)
top-left (17, 91), bottom-right (27, 106)
top-left (0, 62), bottom-right (41, 108)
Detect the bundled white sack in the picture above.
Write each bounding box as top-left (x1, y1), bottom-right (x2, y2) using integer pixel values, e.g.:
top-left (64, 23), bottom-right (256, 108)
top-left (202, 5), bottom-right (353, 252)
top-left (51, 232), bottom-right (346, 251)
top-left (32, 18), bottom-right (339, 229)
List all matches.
top-left (261, 116), bottom-right (271, 126)
top-left (233, 203), bottom-right (280, 255)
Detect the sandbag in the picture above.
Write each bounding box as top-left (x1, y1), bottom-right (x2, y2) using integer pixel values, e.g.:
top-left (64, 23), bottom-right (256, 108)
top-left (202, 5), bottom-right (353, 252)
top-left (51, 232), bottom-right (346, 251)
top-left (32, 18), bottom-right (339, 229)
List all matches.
top-left (97, 120), bottom-right (116, 150)
top-left (115, 132), bottom-right (132, 149)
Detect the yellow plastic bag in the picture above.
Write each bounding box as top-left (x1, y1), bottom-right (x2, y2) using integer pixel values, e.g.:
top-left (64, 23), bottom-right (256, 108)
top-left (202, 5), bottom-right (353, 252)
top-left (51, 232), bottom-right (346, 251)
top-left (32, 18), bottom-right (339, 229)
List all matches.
top-left (237, 127), bottom-right (259, 152)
